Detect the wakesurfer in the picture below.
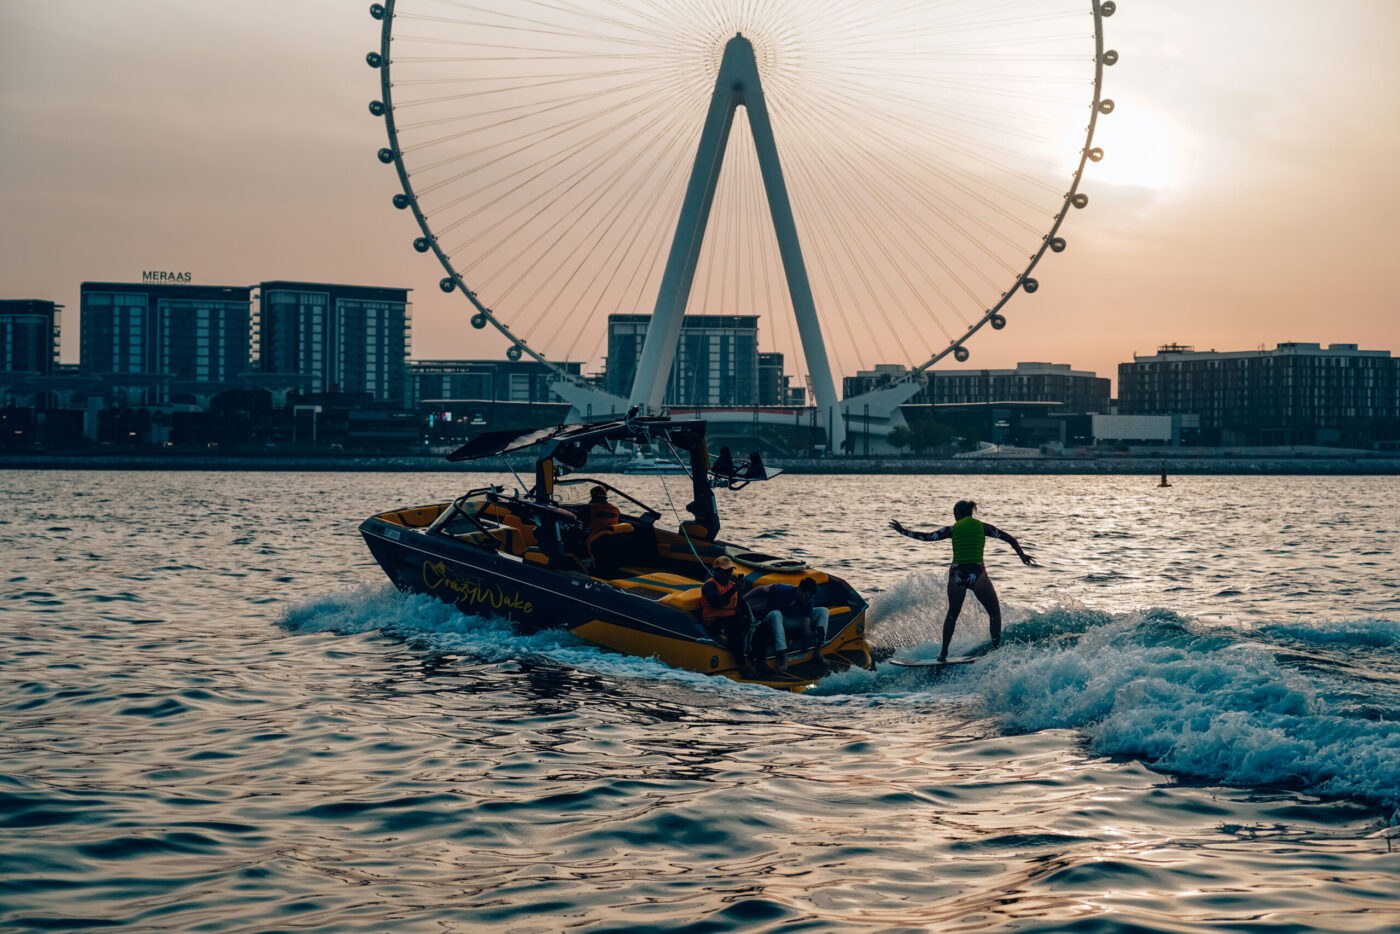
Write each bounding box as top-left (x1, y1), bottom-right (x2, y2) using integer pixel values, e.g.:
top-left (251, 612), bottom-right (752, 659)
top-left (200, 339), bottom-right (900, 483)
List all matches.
top-left (889, 500), bottom-right (1035, 662)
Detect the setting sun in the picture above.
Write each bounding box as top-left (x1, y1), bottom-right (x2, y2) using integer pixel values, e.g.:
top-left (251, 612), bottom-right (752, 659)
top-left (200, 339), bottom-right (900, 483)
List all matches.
top-left (1086, 104), bottom-right (1177, 190)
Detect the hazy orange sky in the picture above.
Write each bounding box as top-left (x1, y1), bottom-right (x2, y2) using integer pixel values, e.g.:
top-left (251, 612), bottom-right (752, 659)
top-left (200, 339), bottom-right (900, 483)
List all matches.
top-left (3, 1), bottom-right (1398, 392)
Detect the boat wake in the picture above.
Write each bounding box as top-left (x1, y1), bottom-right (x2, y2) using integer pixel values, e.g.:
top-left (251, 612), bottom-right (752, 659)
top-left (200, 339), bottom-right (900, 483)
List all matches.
top-left (281, 582), bottom-right (1400, 808)
top-left (278, 585), bottom-right (766, 696)
top-left (861, 572), bottom-right (1400, 807)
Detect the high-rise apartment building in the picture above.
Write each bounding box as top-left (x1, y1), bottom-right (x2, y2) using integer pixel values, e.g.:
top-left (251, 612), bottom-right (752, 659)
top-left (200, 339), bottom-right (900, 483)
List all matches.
top-left (0, 300), bottom-right (61, 376)
top-left (605, 314), bottom-right (759, 406)
top-left (258, 282), bottom-right (411, 406)
top-left (80, 283), bottom-right (251, 402)
top-left (1117, 342), bottom-right (1400, 445)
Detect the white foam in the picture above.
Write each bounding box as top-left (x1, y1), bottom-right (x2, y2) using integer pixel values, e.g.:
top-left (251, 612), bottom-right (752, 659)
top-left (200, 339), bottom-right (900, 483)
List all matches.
top-left (967, 607), bottom-right (1400, 806)
top-left (1259, 616), bottom-right (1400, 649)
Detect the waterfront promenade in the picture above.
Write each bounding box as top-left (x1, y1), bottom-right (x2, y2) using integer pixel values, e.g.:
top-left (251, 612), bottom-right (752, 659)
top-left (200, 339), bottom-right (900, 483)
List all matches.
top-left (4, 452), bottom-right (1398, 474)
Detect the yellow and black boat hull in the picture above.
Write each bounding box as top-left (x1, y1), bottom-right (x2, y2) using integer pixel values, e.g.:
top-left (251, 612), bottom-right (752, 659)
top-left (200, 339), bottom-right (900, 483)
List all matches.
top-left (360, 503), bottom-right (872, 691)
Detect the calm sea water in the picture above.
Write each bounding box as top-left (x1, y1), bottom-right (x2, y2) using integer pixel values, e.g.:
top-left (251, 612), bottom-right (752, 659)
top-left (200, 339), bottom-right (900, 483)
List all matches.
top-left (2, 470), bottom-right (1398, 933)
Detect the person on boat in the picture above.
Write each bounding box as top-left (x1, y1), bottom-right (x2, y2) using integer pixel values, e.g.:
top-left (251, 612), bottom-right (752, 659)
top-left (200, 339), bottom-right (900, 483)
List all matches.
top-left (889, 500), bottom-right (1035, 662)
top-left (586, 485), bottom-right (621, 536)
top-left (712, 446), bottom-right (736, 479)
top-left (701, 556), bottom-right (753, 669)
top-left (746, 577), bottom-right (829, 673)
top-left (744, 450), bottom-right (767, 480)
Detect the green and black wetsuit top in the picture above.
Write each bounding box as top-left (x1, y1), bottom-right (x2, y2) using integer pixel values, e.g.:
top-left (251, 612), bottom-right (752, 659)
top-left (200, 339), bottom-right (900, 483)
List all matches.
top-left (895, 516), bottom-right (1021, 566)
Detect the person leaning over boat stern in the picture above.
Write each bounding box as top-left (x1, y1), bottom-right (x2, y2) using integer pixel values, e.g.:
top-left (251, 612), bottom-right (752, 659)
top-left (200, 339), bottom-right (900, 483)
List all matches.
top-left (746, 577), bottom-right (829, 673)
top-left (701, 556), bottom-right (754, 670)
top-left (889, 500), bottom-right (1036, 662)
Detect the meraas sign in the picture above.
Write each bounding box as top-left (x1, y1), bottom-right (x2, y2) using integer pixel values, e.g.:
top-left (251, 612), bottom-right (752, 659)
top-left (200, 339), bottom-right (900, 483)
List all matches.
top-left (141, 271), bottom-right (193, 284)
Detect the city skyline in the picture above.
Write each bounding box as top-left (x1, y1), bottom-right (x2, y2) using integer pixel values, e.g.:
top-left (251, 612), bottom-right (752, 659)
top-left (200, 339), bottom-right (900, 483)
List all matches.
top-left (3, 2), bottom-right (1398, 393)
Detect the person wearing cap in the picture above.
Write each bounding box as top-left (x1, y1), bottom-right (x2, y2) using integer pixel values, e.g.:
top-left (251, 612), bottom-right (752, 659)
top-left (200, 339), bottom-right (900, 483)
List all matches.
top-left (889, 499), bottom-right (1036, 662)
top-left (701, 556), bottom-right (752, 669)
top-left (586, 485), bottom-right (621, 536)
top-left (745, 577), bottom-right (829, 673)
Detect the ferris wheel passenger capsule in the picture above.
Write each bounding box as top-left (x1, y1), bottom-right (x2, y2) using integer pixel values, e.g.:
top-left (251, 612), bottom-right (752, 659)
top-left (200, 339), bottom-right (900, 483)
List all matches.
top-left (1098, 99), bottom-right (1115, 114)
top-left (377, 148), bottom-right (395, 164)
top-left (470, 314), bottom-right (487, 330)
top-left (392, 194), bottom-right (410, 210)
top-left (1072, 193), bottom-right (1090, 209)
top-left (440, 277), bottom-right (456, 293)
top-left (506, 345), bottom-right (524, 362)
top-left (369, 101), bottom-right (386, 117)
top-left (1088, 147), bottom-right (1104, 162)
top-left (366, 52), bottom-right (383, 68)
top-left (1022, 278), bottom-right (1039, 294)
top-left (369, 3), bottom-right (385, 19)
top-left (413, 237), bottom-right (431, 253)
top-left (1102, 49), bottom-right (1119, 66)
top-left (991, 314), bottom-right (1007, 330)
top-left (1101, 1), bottom-right (1116, 16)
top-left (1050, 237), bottom-right (1067, 253)
top-left (953, 346), bottom-right (970, 363)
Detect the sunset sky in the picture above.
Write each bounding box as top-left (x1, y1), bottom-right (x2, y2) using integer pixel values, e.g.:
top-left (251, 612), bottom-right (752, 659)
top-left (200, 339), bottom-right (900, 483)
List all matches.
top-left (3, 1), bottom-right (1397, 391)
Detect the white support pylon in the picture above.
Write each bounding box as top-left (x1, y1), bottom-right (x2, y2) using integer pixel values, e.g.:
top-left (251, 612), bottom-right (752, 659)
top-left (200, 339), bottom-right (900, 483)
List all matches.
top-left (627, 33), bottom-right (844, 453)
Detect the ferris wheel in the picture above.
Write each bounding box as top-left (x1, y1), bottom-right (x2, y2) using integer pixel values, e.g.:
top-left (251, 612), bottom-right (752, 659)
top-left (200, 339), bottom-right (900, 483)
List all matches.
top-left (366, 0), bottom-right (1118, 444)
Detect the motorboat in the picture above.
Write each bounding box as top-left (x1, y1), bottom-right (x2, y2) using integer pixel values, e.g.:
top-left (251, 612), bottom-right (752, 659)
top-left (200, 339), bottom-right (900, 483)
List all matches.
top-left (359, 415), bottom-right (872, 690)
top-left (622, 446), bottom-right (687, 474)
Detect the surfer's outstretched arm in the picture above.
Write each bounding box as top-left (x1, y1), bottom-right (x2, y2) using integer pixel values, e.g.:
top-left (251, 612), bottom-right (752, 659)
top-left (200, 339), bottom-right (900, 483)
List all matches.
top-left (888, 520), bottom-right (952, 543)
top-left (982, 524), bottom-right (1036, 565)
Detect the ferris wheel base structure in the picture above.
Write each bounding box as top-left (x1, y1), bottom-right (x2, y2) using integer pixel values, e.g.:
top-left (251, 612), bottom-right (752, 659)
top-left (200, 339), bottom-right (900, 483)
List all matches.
top-left (550, 376), bottom-right (925, 455)
top-left (626, 34), bottom-right (845, 453)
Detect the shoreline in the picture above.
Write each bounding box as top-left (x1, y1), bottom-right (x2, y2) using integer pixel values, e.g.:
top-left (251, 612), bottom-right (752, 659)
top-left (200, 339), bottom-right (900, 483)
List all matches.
top-left (3, 453), bottom-right (1399, 474)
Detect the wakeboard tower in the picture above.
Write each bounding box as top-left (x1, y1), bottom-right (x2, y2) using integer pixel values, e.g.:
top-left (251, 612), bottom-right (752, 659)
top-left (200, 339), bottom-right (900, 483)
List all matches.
top-left (359, 412), bottom-right (872, 690)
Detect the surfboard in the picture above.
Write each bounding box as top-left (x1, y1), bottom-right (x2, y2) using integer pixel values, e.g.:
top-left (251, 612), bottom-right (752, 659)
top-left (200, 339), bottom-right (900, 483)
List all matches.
top-left (888, 656), bottom-right (976, 668)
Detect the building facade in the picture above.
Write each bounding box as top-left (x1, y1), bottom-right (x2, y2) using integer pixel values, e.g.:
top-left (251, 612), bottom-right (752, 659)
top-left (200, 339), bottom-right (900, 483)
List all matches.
top-left (605, 314), bottom-right (760, 406)
top-left (258, 282), bottom-right (411, 406)
top-left (409, 358), bottom-right (583, 408)
top-left (79, 282), bottom-right (251, 402)
top-left (845, 362), bottom-right (1110, 412)
top-left (757, 352), bottom-right (804, 406)
top-left (1117, 342), bottom-right (1400, 446)
top-left (0, 300), bottom-right (61, 376)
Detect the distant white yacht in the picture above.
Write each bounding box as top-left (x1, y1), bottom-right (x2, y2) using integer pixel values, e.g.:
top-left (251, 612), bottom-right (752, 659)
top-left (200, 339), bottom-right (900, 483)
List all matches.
top-left (623, 447), bottom-right (688, 474)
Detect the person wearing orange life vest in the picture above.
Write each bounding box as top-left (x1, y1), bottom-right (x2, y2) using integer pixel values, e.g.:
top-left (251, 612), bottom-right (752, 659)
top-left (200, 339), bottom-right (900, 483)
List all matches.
top-left (889, 499), bottom-right (1036, 662)
top-left (586, 485), bottom-right (621, 536)
top-left (701, 556), bottom-right (753, 670)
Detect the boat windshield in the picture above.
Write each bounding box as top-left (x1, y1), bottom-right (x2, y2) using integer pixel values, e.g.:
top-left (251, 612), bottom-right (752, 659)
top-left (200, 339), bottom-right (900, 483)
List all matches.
top-left (551, 478), bottom-right (662, 522)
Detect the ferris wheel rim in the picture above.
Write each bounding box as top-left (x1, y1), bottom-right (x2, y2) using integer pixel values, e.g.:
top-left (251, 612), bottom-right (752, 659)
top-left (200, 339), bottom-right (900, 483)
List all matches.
top-left (371, 0), bottom-right (573, 381)
top-left (908, 0), bottom-right (1112, 378)
top-left (367, 0), bottom-right (1117, 388)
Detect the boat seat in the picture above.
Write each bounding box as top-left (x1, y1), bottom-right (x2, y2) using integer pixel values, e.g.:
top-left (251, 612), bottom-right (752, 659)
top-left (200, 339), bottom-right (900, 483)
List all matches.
top-left (588, 523), bottom-right (658, 578)
top-left (522, 548), bottom-right (549, 566)
top-left (457, 527), bottom-right (516, 553)
top-left (501, 514), bottom-right (537, 550)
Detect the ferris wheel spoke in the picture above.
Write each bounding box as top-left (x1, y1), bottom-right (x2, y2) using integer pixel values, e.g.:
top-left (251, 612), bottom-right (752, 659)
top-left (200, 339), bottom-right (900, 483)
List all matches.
top-left (772, 104), bottom-right (958, 354)
top-left (511, 114), bottom-right (701, 341)
top-left (468, 102), bottom-right (698, 310)
top-left (555, 147), bottom-right (691, 360)
top-left (808, 147), bottom-right (986, 342)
